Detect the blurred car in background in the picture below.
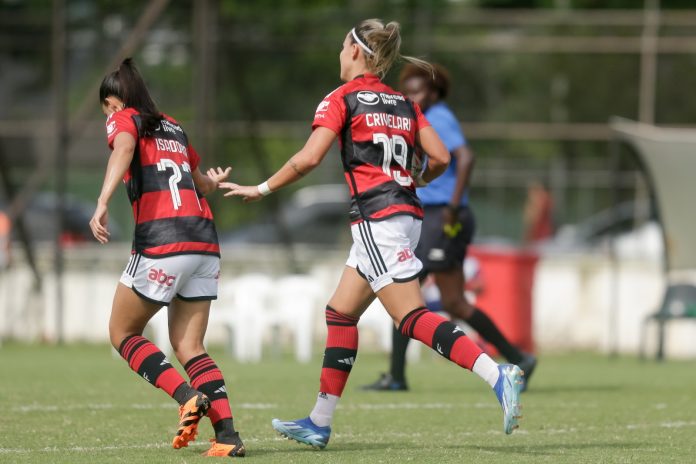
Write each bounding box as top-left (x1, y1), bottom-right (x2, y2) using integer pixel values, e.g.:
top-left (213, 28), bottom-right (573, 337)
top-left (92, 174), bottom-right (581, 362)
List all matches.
top-left (220, 184), bottom-right (352, 247)
top-left (0, 192), bottom-right (122, 244)
top-left (538, 200), bottom-right (662, 260)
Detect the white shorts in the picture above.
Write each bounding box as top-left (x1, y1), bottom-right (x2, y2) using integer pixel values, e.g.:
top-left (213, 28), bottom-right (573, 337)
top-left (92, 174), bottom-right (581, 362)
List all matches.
top-left (120, 253), bottom-right (220, 305)
top-left (346, 216), bottom-right (423, 292)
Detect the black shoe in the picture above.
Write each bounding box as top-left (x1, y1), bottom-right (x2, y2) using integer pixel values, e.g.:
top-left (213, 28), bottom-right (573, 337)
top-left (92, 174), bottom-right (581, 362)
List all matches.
top-left (517, 353), bottom-right (537, 393)
top-left (360, 373), bottom-right (408, 391)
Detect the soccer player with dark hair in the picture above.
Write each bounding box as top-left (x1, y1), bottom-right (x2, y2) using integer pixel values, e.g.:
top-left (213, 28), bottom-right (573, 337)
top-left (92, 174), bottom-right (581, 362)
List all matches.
top-left (362, 63), bottom-right (537, 393)
top-left (221, 19), bottom-right (524, 450)
top-left (90, 58), bottom-right (245, 457)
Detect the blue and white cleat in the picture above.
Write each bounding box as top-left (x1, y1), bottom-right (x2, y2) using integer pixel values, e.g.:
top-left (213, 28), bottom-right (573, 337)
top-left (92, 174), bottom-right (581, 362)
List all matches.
top-left (272, 417), bottom-right (331, 449)
top-left (493, 364), bottom-right (524, 434)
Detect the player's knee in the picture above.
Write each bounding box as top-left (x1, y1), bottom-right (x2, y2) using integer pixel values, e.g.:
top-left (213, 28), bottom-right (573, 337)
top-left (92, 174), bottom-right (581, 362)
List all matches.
top-left (109, 324), bottom-right (138, 352)
top-left (325, 305), bottom-right (360, 326)
top-left (171, 338), bottom-right (205, 365)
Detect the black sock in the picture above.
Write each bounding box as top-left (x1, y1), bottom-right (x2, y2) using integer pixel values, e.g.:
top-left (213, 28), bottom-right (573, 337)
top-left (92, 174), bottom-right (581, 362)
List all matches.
top-left (389, 325), bottom-right (410, 383)
top-left (172, 383), bottom-right (197, 406)
top-left (213, 418), bottom-right (237, 444)
top-left (467, 308), bottom-right (523, 364)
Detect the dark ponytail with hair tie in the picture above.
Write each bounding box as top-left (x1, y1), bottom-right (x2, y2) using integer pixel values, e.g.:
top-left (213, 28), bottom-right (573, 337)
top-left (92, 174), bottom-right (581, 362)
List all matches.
top-left (99, 58), bottom-right (163, 137)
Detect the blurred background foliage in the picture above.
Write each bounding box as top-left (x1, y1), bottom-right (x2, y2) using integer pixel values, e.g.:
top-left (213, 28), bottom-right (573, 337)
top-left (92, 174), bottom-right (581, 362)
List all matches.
top-left (1, 0), bottom-right (694, 243)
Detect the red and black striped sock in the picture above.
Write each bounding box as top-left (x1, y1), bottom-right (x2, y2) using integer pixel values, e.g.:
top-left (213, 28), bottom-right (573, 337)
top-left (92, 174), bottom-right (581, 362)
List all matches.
top-left (399, 307), bottom-right (483, 370)
top-left (118, 335), bottom-right (186, 399)
top-left (320, 305), bottom-right (359, 396)
top-left (184, 353), bottom-right (235, 441)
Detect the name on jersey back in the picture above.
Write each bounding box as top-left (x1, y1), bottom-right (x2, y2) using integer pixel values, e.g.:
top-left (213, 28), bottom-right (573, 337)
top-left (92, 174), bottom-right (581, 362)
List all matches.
top-left (365, 112), bottom-right (412, 131)
top-left (155, 138), bottom-right (189, 157)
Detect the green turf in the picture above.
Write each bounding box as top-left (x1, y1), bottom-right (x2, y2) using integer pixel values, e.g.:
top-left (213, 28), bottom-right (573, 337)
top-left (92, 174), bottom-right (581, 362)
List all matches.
top-left (1, 343), bottom-right (694, 463)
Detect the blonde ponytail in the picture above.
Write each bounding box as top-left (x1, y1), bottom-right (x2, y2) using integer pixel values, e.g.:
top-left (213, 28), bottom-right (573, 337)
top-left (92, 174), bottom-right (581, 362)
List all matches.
top-left (352, 19), bottom-right (433, 78)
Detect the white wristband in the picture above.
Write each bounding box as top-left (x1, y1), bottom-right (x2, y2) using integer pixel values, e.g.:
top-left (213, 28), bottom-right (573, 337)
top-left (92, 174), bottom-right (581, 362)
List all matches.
top-left (257, 181), bottom-right (272, 196)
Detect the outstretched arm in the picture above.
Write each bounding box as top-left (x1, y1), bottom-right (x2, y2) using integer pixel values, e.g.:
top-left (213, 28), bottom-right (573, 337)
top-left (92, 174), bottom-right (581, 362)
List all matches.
top-left (89, 132), bottom-right (136, 244)
top-left (220, 126), bottom-right (336, 202)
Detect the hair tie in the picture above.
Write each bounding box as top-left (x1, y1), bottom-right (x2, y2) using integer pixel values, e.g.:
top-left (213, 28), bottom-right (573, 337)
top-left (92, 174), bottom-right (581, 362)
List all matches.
top-left (351, 28), bottom-right (374, 56)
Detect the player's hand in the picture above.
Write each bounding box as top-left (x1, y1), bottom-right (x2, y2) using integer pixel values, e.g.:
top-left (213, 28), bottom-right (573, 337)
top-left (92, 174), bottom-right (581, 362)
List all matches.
top-left (206, 166), bottom-right (232, 184)
top-left (219, 182), bottom-right (264, 203)
top-left (442, 206), bottom-right (462, 238)
top-left (89, 203), bottom-right (110, 244)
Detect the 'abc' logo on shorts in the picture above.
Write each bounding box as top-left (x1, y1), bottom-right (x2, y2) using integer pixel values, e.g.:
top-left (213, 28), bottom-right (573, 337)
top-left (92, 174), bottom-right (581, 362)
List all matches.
top-left (148, 268), bottom-right (177, 286)
top-left (357, 91), bottom-right (379, 105)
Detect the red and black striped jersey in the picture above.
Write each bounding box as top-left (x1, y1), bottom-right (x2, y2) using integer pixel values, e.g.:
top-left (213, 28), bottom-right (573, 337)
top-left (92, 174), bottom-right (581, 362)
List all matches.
top-left (312, 73), bottom-right (430, 223)
top-left (105, 108), bottom-right (219, 258)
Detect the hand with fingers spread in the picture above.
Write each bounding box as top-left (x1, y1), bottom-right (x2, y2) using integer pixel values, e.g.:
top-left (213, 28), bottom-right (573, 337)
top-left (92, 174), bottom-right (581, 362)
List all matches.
top-left (89, 202), bottom-right (111, 244)
top-left (219, 182), bottom-right (264, 203)
top-left (206, 166), bottom-right (232, 185)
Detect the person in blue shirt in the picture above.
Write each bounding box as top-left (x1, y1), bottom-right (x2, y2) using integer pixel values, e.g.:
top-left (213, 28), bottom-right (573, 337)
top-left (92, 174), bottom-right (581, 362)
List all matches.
top-left (363, 63), bottom-right (537, 392)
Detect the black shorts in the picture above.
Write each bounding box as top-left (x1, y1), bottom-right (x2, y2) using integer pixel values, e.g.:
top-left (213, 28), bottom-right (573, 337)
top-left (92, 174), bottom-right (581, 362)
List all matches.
top-left (415, 205), bottom-right (475, 274)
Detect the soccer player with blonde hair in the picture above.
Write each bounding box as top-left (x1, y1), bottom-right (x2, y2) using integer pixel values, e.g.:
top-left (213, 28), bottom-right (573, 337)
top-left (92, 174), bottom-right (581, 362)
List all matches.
top-left (222, 19), bottom-right (524, 449)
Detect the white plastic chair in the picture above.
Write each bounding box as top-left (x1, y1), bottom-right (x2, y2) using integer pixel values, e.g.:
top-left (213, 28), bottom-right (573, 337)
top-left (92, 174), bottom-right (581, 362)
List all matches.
top-left (209, 273), bottom-right (274, 363)
top-left (357, 299), bottom-right (394, 352)
top-left (271, 274), bottom-right (323, 363)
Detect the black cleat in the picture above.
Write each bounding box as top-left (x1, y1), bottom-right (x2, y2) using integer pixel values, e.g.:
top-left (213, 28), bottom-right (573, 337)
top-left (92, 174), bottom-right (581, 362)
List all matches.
top-left (360, 373), bottom-right (408, 391)
top-left (517, 353), bottom-right (538, 392)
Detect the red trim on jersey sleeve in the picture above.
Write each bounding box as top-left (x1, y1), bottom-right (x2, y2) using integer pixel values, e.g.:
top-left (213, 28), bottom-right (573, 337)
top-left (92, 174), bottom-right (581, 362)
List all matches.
top-left (187, 144), bottom-right (200, 171)
top-left (312, 87), bottom-right (347, 135)
top-left (413, 101), bottom-right (431, 131)
top-left (106, 109), bottom-right (138, 150)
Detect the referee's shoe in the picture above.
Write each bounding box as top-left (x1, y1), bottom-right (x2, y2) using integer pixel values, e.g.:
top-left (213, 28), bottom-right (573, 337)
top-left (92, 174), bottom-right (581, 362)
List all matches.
top-left (360, 373), bottom-right (408, 391)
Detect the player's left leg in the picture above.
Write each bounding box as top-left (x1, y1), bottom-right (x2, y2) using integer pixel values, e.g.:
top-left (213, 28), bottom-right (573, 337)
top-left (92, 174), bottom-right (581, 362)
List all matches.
top-left (377, 280), bottom-right (524, 435)
top-left (110, 283), bottom-right (200, 408)
top-left (435, 263), bottom-right (537, 391)
top-left (436, 269), bottom-right (526, 364)
top-left (169, 299), bottom-right (244, 457)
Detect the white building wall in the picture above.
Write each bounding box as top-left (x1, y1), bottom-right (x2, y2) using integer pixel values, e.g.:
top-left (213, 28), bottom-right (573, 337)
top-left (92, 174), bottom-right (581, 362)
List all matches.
top-left (2, 247), bottom-right (696, 360)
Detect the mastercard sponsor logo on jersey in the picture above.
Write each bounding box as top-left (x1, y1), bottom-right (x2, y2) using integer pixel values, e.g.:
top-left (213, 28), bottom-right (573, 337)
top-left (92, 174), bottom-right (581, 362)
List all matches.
top-left (379, 93), bottom-right (405, 106)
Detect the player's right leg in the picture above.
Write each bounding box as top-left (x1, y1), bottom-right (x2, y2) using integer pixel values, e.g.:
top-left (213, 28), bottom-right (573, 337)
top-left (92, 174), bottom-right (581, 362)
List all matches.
top-left (164, 255), bottom-right (244, 456)
top-left (272, 265), bottom-right (374, 449)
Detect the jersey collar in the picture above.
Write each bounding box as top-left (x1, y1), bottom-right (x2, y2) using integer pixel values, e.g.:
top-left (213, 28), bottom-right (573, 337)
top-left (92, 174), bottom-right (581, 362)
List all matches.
top-left (352, 72), bottom-right (380, 82)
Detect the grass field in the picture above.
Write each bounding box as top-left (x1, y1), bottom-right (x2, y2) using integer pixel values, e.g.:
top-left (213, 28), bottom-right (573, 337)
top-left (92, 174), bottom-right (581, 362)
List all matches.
top-left (1, 343), bottom-right (695, 463)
